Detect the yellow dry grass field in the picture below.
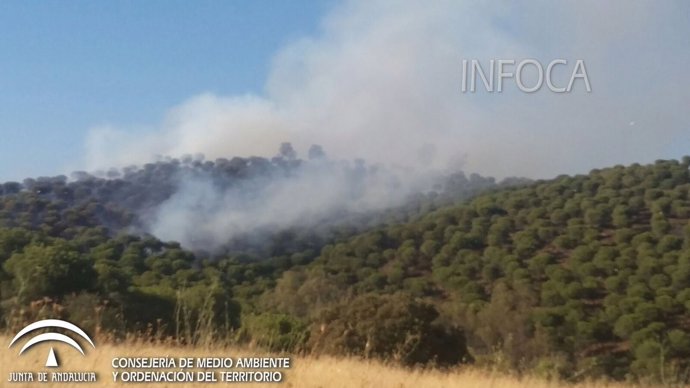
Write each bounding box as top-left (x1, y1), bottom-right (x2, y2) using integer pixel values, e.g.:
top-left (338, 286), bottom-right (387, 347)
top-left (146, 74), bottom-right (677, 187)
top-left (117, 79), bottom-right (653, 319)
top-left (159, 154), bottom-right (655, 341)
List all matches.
top-left (0, 336), bottom-right (642, 388)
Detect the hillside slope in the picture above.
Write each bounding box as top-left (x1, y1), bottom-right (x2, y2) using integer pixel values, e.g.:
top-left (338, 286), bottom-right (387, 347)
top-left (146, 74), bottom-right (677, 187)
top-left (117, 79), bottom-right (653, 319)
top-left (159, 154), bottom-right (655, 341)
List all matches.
top-left (262, 158), bottom-right (690, 382)
top-left (1, 158), bottom-right (690, 384)
top-left (0, 150), bottom-right (508, 256)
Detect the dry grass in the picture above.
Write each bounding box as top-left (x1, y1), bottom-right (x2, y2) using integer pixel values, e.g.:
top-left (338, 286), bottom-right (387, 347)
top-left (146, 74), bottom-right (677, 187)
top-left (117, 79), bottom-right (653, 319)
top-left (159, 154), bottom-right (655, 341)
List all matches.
top-left (0, 336), bottom-right (643, 388)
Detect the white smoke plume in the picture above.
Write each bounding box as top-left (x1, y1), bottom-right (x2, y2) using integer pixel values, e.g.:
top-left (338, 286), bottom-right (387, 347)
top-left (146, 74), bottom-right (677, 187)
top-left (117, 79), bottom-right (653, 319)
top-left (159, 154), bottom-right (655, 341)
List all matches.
top-left (146, 156), bottom-right (437, 250)
top-left (83, 0), bottom-right (690, 249)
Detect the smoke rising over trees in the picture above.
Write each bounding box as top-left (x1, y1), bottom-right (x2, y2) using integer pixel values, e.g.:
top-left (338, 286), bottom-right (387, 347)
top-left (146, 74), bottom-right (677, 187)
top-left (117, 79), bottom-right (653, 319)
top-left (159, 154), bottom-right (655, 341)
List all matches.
top-left (83, 1), bottom-right (690, 181)
top-left (0, 144), bottom-right (514, 253)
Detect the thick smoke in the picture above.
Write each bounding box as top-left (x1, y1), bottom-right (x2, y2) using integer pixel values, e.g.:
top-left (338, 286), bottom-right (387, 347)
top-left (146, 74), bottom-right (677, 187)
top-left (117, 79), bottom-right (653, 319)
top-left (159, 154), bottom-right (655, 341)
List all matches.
top-left (146, 148), bottom-right (441, 251)
top-left (140, 143), bottom-right (454, 252)
top-left (82, 0), bottom-right (690, 249)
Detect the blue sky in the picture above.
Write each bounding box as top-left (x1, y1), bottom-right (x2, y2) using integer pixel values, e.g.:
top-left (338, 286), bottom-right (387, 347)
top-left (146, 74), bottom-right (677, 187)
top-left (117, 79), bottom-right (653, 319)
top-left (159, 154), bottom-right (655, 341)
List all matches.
top-left (1, 1), bottom-right (688, 181)
top-left (0, 0), bottom-right (334, 181)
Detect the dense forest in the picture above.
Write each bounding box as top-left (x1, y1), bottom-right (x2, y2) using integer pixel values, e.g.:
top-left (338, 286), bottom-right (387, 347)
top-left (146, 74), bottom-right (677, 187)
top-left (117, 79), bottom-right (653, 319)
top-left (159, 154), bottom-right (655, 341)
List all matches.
top-left (2, 155), bottom-right (690, 384)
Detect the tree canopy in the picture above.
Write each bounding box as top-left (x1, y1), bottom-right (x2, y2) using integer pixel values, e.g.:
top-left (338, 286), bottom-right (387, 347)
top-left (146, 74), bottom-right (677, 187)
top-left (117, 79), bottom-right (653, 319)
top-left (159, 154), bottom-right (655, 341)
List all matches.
top-left (1, 157), bottom-right (690, 383)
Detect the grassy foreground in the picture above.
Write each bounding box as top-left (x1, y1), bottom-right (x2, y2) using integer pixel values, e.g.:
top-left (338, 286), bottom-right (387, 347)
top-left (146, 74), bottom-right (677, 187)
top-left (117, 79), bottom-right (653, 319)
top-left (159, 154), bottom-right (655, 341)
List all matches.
top-left (0, 336), bottom-right (643, 388)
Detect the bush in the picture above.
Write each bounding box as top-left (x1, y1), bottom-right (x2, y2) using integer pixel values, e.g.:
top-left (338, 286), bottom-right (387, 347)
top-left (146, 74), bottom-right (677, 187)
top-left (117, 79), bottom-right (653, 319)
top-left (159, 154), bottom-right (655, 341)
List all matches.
top-left (239, 313), bottom-right (308, 352)
top-left (309, 293), bottom-right (471, 366)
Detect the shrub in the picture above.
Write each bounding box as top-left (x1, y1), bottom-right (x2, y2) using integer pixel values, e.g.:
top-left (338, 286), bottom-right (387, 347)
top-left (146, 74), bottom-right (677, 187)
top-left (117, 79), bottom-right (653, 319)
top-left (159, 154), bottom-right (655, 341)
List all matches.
top-left (309, 293), bottom-right (471, 366)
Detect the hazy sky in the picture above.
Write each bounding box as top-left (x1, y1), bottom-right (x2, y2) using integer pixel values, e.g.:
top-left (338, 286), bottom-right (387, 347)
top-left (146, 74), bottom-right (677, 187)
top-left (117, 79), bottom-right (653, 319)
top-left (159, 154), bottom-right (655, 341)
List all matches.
top-left (0, 0), bottom-right (334, 180)
top-left (1, 1), bottom-right (688, 181)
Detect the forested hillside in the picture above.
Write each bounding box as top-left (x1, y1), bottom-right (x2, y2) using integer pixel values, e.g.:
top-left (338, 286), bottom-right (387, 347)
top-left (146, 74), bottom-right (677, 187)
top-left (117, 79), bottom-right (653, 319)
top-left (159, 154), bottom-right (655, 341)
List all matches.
top-left (0, 146), bottom-right (509, 256)
top-left (2, 157), bottom-right (690, 384)
top-left (267, 158), bottom-right (690, 382)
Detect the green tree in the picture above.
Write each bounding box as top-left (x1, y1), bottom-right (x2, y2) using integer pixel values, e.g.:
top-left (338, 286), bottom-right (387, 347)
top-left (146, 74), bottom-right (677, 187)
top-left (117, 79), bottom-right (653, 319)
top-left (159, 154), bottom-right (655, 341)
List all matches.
top-left (4, 240), bottom-right (94, 300)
